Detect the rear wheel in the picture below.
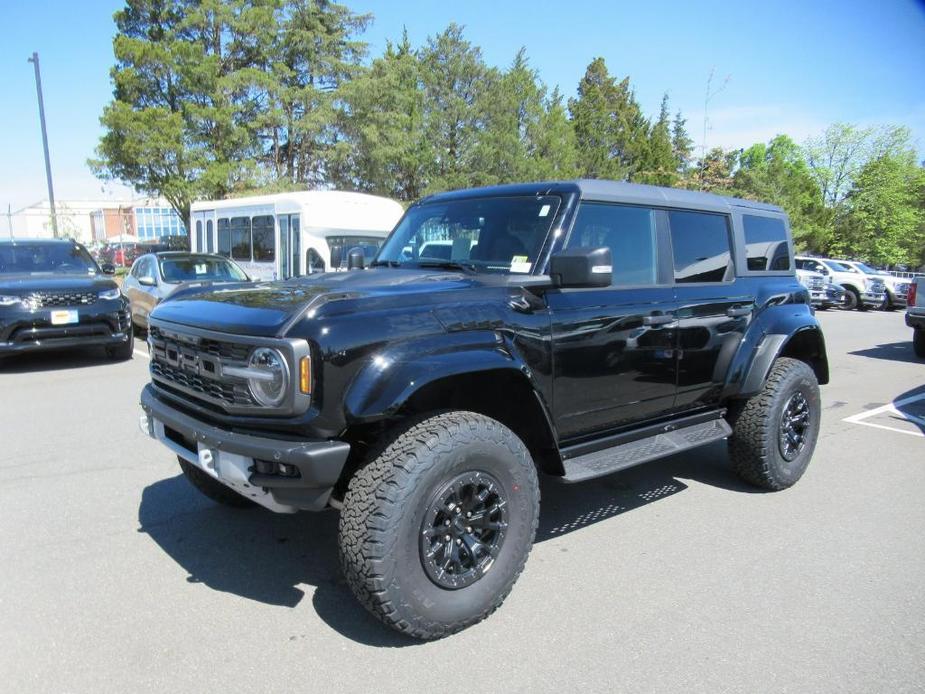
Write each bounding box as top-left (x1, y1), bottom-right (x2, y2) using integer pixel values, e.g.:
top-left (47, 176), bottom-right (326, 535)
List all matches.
top-left (338, 411), bottom-right (539, 640)
top-left (178, 457), bottom-right (255, 508)
top-left (914, 329), bottom-right (925, 359)
top-left (727, 358), bottom-right (821, 491)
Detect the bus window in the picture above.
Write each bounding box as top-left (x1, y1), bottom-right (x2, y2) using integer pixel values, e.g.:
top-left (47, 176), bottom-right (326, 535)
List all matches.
top-left (217, 219), bottom-right (231, 257)
top-left (231, 217), bottom-right (251, 261)
top-left (195, 221), bottom-right (203, 252)
top-left (206, 220), bottom-right (214, 253)
top-left (252, 215), bottom-right (275, 262)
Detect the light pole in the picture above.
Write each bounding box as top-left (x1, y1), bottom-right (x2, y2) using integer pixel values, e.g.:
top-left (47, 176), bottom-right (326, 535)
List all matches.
top-left (27, 52), bottom-right (58, 238)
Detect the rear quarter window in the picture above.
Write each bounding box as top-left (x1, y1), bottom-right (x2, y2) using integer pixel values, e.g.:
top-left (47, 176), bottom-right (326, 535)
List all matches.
top-left (743, 215), bottom-right (791, 271)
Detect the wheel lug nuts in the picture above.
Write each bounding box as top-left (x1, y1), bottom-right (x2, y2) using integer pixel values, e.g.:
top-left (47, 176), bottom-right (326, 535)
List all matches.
top-left (466, 526), bottom-right (472, 533)
top-left (445, 535), bottom-right (451, 541)
top-left (444, 520), bottom-right (450, 526)
top-left (466, 511), bottom-right (471, 517)
top-left (456, 538), bottom-right (462, 545)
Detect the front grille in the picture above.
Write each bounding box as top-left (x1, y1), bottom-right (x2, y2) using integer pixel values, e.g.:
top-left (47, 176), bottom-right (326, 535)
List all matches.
top-left (148, 325), bottom-right (256, 408)
top-left (869, 280), bottom-right (885, 293)
top-left (808, 277), bottom-right (825, 291)
top-left (897, 283), bottom-right (910, 295)
top-left (24, 291), bottom-right (98, 309)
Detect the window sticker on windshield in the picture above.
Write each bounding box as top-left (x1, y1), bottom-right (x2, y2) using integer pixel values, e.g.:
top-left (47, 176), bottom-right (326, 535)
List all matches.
top-left (538, 204), bottom-right (551, 217)
top-left (510, 256), bottom-right (532, 273)
top-left (195, 264), bottom-right (208, 275)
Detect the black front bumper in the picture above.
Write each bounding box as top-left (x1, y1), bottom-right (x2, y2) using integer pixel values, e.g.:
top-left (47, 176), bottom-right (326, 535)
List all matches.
top-left (907, 311), bottom-right (925, 330)
top-left (0, 301), bottom-right (131, 354)
top-left (140, 385), bottom-right (351, 511)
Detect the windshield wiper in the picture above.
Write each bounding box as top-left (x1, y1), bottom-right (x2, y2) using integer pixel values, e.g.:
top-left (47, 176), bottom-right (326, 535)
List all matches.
top-left (369, 259), bottom-right (402, 268)
top-left (412, 260), bottom-right (478, 273)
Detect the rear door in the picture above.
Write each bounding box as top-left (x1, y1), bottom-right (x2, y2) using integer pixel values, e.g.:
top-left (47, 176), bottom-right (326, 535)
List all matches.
top-left (548, 202), bottom-right (678, 440)
top-left (668, 209), bottom-right (753, 410)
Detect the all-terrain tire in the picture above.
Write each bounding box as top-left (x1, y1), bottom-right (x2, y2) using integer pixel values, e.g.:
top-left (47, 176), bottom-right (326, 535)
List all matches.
top-left (338, 411), bottom-right (540, 640)
top-left (178, 457), bottom-right (256, 508)
top-left (727, 357), bottom-right (821, 491)
top-left (914, 329), bottom-right (925, 359)
top-left (106, 329), bottom-right (134, 361)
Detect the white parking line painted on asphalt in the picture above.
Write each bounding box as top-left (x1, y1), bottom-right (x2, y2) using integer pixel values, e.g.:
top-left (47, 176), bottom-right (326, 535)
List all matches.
top-left (842, 393), bottom-right (925, 438)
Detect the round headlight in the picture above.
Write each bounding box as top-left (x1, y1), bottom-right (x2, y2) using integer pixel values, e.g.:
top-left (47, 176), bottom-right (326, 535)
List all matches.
top-left (247, 348), bottom-right (289, 407)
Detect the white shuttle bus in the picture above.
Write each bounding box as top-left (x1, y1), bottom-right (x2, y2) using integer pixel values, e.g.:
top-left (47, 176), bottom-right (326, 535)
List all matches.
top-left (189, 191), bottom-right (404, 281)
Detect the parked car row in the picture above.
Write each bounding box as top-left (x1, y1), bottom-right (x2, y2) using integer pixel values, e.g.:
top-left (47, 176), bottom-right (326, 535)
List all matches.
top-left (794, 255), bottom-right (911, 311)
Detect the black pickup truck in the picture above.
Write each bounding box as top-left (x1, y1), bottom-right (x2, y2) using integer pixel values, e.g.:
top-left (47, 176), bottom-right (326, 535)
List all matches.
top-left (139, 180), bottom-right (828, 639)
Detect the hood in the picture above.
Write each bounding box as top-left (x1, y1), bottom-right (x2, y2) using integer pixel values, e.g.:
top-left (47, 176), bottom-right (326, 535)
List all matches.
top-left (150, 268), bottom-right (501, 337)
top-left (0, 273), bottom-right (117, 293)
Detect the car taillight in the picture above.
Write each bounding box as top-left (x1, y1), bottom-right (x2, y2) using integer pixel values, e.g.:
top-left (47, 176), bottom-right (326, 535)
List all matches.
top-left (908, 282), bottom-right (917, 306)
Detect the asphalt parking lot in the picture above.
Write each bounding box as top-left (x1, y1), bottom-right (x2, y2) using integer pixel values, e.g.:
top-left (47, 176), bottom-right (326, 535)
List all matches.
top-left (1, 308), bottom-right (923, 693)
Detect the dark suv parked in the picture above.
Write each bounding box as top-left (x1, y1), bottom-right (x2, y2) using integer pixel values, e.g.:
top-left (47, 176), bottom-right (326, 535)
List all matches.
top-left (0, 238), bottom-right (133, 361)
top-left (138, 180), bottom-right (827, 639)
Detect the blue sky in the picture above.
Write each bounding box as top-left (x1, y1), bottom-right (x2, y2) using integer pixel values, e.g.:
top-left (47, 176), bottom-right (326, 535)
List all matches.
top-left (2, 0), bottom-right (924, 213)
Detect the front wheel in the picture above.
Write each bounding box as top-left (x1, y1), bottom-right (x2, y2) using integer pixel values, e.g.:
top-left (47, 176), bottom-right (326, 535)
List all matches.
top-left (842, 288), bottom-right (859, 311)
top-left (727, 358), bottom-right (821, 491)
top-left (338, 411), bottom-right (540, 640)
top-left (106, 329), bottom-right (134, 361)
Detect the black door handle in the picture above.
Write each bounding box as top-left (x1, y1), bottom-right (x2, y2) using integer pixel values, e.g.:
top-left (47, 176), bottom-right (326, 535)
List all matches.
top-left (643, 313), bottom-right (675, 326)
top-left (726, 305), bottom-right (752, 317)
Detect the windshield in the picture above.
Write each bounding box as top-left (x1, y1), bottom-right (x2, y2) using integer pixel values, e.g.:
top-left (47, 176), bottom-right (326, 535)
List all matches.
top-left (375, 195), bottom-right (561, 273)
top-left (0, 243), bottom-right (99, 275)
top-left (158, 255), bottom-right (248, 283)
top-left (854, 262), bottom-right (880, 274)
top-left (823, 259), bottom-right (852, 273)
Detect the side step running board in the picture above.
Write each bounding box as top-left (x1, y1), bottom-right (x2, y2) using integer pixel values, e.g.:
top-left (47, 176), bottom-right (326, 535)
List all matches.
top-left (560, 416), bottom-right (732, 483)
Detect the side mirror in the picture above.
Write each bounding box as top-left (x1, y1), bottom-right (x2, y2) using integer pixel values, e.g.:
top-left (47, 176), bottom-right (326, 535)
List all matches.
top-left (347, 247), bottom-right (365, 270)
top-left (550, 247), bottom-right (612, 288)
top-left (139, 275), bottom-right (157, 287)
top-left (100, 263), bottom-right (116, 275)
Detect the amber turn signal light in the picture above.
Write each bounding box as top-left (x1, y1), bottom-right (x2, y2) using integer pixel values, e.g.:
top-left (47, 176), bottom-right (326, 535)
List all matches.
top-left (299, 356), bottom-right (312, 394)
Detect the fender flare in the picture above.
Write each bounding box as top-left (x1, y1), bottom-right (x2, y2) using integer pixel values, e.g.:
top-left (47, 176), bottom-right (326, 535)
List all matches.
top-left (723, 305), bottom-right (828, 399)
top-left (343, 332), bottom-right (549, 424)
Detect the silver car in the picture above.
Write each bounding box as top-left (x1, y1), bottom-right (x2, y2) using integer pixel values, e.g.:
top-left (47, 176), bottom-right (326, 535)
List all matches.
top-left (123, 252), bottom-right (250, 330)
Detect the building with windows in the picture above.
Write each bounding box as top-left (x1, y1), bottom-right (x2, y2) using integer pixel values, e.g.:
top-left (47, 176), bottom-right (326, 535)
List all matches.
top-left (10, 197), bottom-right (186, 244)
top-left (134, 204), bottom-right (187, 241)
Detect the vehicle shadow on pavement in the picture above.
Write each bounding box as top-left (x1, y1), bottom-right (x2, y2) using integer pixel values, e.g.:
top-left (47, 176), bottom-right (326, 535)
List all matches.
top-left (0, 347), bottom-right (116, 373)
top-left (847, 341), bottom-right (921, 364)
top-left (137, 441), bottom-right (752, 648)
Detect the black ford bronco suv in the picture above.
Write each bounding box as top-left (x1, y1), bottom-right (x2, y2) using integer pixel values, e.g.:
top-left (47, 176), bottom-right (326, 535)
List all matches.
top-left (139, 180), bottom-right (828, 639)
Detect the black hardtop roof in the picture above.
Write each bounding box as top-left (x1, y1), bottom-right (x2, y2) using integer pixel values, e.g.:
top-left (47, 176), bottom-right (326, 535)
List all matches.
top-left (419, 179), bottom-right (783, 214)
top-left (0, 237), bottom-right (80, 246)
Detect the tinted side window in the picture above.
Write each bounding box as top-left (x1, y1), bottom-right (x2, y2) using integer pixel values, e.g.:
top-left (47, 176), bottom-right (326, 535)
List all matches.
top-left (230, 217), bottom-right (251, 261)
top-left (566, 203), bottom-right (658, 286)
top-left (669, 211), bottom-right (732, 283)
top-left (217, 219), bottom-right (231, 257)
top-left (251, 215), bottom-right (275, 262)
top-left (743, 214), bottom-right (791, 271)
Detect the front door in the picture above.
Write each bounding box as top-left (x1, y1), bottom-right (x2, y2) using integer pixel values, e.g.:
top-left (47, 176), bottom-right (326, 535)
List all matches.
top-left (191, 210), bottom-right (214, 254)
top-left (548, 202), bottom-right (678, 441)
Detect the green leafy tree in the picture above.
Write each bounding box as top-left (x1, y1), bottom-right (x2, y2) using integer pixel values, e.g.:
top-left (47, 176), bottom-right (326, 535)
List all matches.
top-left (634, 94), bottom-right (677, 186)
top-left (687, 147), bottom-right (738, 192)
top-left (418, 23), bottom-right (489, 193)
top-left (569, 58), bottom-right (648, 180)
top-left (671, 110), bottom-right (694, 175)
top-left (837, 152), bottom-right (925, 266)
top-left (333, 30), bottom-right (429, 200)
top-left (530, 86), bottom-right (579, 180)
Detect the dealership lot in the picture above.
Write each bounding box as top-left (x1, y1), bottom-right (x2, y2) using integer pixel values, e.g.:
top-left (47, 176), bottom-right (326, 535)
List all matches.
top-left (1, 309), bottom-right (923, 693)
